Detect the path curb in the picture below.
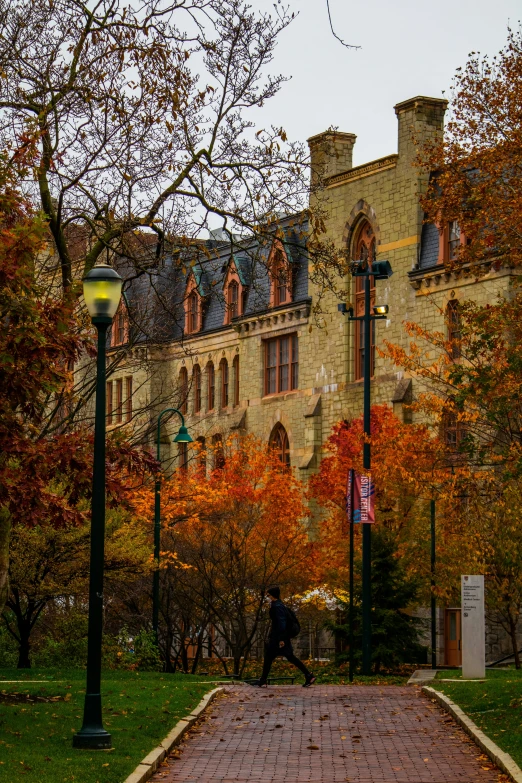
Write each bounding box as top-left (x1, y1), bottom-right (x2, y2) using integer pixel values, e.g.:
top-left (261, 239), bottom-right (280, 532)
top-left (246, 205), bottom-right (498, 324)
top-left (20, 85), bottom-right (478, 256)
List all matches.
top-left (422, 685), bottom-right (522, 783)
top-left (122, 686), bottom-right (223, 783)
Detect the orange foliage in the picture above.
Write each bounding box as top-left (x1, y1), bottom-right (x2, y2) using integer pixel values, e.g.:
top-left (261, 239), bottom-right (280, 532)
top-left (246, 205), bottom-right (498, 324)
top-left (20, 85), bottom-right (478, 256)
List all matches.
top-left (132, 434), bottom-right (315, 673)
top-left (309, 405), bottom-right (441, 588)
top-left (420, 28), bottom-right (522, 270)
top-left (133, 434), bottom-right (315, 671)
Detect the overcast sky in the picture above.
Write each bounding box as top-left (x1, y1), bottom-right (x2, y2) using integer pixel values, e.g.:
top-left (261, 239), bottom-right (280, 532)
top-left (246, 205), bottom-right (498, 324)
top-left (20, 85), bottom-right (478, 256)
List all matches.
top-left (260, 0), bottom-right (520, 166)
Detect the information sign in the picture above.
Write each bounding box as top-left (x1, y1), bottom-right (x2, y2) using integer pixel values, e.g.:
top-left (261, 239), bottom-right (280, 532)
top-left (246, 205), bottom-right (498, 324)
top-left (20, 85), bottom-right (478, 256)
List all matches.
top-left (461, 575), bottom-right (485, 679)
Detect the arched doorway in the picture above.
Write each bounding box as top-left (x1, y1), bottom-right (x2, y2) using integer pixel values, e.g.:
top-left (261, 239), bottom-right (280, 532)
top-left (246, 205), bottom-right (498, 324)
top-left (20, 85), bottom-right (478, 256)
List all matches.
top-left (269, 423), bottom-right (290, 467)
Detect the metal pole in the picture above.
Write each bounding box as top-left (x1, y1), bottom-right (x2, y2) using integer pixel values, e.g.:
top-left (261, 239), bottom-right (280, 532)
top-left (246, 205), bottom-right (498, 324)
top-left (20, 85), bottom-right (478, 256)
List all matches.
top-left (152, 408), bottom-right (186, 646)
top-left (152, 414), bottom-right (162, 643)
top-left (431, 498), bottom-right (436, 669)
top-left (73, 317), bottom-right (111, 749)
top-left (361, 271), bottom-right (372, 676)
top-left (349, 468), bottom-right (355, 683)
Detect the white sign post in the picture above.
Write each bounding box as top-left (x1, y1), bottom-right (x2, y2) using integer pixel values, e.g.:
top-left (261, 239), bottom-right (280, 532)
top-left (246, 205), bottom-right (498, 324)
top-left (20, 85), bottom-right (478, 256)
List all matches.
top-left (461, 575), bottom-right (485, 679)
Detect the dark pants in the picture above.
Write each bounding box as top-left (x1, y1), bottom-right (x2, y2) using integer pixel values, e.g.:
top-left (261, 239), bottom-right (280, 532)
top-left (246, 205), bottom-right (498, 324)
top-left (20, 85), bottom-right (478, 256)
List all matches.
top-left (259, 639), bottom-right (311, 684)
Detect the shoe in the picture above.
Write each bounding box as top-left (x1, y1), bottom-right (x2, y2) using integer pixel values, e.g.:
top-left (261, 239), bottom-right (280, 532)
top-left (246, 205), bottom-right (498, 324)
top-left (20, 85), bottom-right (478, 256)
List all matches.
top-left (248, 680), bottom-right (267, 688)
top-left (303, 674), bottom-right (316, 688)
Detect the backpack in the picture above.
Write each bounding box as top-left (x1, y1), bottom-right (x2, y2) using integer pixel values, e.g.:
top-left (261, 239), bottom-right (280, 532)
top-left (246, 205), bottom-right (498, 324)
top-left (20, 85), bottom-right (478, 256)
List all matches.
top-left (284, 605), bottom-right (301, 639)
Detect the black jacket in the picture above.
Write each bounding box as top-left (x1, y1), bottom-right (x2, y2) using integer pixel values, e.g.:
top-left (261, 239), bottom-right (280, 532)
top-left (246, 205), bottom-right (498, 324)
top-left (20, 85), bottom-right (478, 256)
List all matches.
top-left (268, 599), bottom-right (288, 643)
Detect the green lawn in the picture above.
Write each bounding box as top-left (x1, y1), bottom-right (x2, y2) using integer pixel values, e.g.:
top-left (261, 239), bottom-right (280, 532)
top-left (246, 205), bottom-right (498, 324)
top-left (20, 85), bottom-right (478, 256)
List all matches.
top-left (431, 668), bottom-right (522, 767)
top-left (0, 668), bottom-right (216, 782)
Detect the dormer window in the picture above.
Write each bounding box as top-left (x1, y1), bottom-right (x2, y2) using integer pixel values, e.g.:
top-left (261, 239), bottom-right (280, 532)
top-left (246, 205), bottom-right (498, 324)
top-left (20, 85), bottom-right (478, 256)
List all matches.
top-left (223, 261), bottom-right (246, 325)
top-left (228, 280), bottom-right (239, 320)
top-left (438, 219), bottom-right (468, 264)
top-left (188, 292), bottom-right (199, 333)
top-left (448, 221), bottom-right (460, 260)
top-left (269, 240), bottom-right (292, 308)
top-left (184, 273), bottom-right (203, 334)
top-left (112, 303), bottom-right (129, 347)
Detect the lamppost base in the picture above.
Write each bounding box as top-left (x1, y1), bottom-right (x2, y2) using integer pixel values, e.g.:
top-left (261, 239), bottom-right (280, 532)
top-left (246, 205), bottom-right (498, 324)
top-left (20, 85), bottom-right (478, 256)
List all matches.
top-left (73, 727), bottom-right (112, 749)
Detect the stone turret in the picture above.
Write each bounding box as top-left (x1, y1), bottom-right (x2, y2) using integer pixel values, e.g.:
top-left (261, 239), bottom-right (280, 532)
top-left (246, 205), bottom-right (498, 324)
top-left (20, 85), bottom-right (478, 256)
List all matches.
top-left (307, 130), bottom-right (357, 186)
top-left (394, 96), bottom-right (447, 165)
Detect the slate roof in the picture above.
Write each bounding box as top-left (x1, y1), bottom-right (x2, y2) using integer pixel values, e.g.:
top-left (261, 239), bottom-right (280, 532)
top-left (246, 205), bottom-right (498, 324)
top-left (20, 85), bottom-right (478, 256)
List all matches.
top-left (419, 221), bottom-right (440, 269)
top-left (120, 215), bottom-right (309, 345)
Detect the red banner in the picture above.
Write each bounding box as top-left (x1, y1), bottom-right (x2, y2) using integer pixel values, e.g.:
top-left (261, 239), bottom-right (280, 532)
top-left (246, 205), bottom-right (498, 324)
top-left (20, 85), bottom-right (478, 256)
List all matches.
top-left (346, 469), bottom-right (375, 525)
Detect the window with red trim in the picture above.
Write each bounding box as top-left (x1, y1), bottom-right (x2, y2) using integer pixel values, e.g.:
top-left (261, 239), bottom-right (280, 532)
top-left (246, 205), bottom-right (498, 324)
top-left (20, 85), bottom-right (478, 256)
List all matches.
top-left (188, 292), bottom-right (199, 333)
top-left (233, 355), bottom-right (239, 407)
top-left (179, 367), bottom-right (188, 414)
top-left (438, 220), bottom-right (469, 264)
top-left (115, 379), bottom-right (123, 423)
top-left (269, 241), bottom-right (292, 308)
top-left (264, 334), bottom-right (298, 395)
top-left (125, 376), bottom-right (132, 422)
top-left (228, 281), bottom-right (239, 320)
top-left (448, 221), bottom-right (460, 260)
top-left (193, 365), bottom-right (202, 413)
top-left (220, 358), bottom-right (229, 408)
top-left (207, 362), bottom-right (215, 411)
top-left (353, 221), bottom-right (376, 381)
top-left (112, 304), bottom-right (129, 346)
top-left (223, 264), bottom-right (246, 325)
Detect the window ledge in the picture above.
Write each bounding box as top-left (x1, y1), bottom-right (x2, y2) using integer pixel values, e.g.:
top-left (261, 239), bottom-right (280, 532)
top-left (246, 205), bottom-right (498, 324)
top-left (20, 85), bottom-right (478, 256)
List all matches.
top-left (262, 390), bottom-right (299, 403)
top-left (409, 258), bottom-right (508, 291)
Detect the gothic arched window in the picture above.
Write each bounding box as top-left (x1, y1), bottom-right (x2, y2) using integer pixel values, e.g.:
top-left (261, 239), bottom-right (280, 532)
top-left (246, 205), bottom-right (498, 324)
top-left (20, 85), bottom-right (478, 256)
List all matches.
top-left (352, 220), bottom-right (376, 381)
top-left (269, 423), bottom-right (290, 467)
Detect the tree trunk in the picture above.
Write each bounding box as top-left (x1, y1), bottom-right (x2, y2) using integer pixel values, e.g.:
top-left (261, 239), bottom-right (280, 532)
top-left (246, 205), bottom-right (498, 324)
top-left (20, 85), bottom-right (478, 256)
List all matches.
top-left (0, 507), bottom-right (11, 615)
top-left (508, 613), bottom-right (521, 669)
top-left (17, 623), bottom-right (31, 669)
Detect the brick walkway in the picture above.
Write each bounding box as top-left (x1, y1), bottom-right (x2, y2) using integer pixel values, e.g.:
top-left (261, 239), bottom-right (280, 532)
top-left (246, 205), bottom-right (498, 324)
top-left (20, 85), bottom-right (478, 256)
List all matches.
top-left (151, 685), bottom-right (506, 783)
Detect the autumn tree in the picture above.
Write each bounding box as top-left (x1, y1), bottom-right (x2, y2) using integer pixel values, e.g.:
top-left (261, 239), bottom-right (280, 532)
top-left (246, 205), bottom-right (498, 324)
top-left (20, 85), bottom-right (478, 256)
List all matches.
top-left (134, 434), bottom-right (313, 675)
top-left (309, 405), bottom-right (441, 589)
top-left (4, 507), bottom-right (152, 668)
top-left (420, 27), bottom-right (522, 270)
top-left (383, 295), bottom-right (522, 665)
top-left (0, 0), bottom-right (311, 291)
top-left (309, 406), bottom-right (447, 671)
top-left (0, 157), bottom-right (84, 613)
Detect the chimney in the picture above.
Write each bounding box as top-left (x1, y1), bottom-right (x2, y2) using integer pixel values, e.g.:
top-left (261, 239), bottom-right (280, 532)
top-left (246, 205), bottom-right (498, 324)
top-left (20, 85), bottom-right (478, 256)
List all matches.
top-left (307, 131), bottom-right (357, 186)
top-left (394, 96), bottom-right (448, 163)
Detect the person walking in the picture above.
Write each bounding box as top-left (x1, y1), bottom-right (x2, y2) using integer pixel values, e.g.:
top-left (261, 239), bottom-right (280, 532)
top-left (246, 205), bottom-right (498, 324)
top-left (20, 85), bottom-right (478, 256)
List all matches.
top-left (251, 585), bottom-right (316, 687)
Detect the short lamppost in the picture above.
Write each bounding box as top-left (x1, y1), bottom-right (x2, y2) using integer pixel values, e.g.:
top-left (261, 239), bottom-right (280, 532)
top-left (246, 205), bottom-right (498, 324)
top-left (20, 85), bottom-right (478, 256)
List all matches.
top-left (73, 263), bottom-right (123, 750)
top-left (339, 257), bottom-right (393, 676)
top-left (152, 408), bottom-right (193, 644)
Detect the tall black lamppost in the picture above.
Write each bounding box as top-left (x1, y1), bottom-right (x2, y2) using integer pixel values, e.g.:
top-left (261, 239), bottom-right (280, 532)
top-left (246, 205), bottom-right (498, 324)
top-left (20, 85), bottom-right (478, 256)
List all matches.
top-left (152, 408), bottom-right (193, 644)
top-left (74, 263), bottom-right (123, 750)
top-left (339, 257), bottom-right (393, 676)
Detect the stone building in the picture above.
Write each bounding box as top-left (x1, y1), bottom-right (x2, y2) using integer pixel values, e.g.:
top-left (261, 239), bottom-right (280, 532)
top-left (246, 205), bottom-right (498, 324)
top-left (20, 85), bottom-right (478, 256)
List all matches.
top-left (107, 95), bottom-right (516, 667)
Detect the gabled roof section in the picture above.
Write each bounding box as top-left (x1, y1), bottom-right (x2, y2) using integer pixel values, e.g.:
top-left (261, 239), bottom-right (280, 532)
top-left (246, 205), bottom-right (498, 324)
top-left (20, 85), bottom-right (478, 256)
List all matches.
top-left (186, 264), bottom-right (211, 297)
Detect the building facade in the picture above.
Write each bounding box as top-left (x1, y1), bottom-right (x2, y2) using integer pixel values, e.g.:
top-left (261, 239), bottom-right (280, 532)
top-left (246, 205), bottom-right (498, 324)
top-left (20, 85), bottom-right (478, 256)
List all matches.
top-left (107, 95), bottom-right (516, 666)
